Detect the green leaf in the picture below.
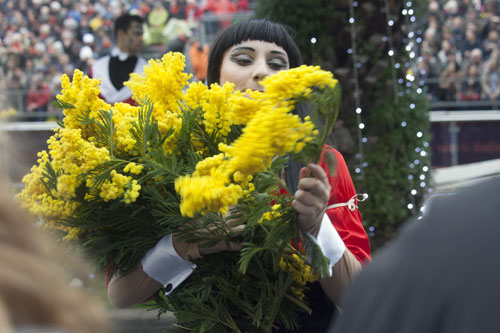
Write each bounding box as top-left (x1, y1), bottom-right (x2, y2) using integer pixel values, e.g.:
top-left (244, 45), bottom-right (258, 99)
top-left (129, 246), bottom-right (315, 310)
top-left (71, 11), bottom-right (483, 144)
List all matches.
top-left (52, 98), bottom-right (76, 109)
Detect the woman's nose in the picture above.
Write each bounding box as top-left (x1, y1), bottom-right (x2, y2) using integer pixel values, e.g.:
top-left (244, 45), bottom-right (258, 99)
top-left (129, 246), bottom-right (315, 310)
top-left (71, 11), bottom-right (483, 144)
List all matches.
top-left (252, 61), bottom-right (271, 81)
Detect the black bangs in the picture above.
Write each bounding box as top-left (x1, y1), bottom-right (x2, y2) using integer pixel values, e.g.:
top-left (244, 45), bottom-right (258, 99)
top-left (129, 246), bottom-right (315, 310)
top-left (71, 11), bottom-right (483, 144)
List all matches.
top-left (207, 19), bottom-right (303, 85)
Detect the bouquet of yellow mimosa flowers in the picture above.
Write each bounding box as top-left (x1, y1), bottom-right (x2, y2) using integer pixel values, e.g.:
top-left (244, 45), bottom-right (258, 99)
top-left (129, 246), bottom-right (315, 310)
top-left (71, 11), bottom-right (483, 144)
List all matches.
top-left (18, 52), bottom-right (341, 332)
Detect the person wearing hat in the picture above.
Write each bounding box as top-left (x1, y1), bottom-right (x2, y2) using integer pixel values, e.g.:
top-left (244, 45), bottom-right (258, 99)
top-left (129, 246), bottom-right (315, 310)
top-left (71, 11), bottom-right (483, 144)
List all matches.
top-left (89, 14), bottom-right (146, 105)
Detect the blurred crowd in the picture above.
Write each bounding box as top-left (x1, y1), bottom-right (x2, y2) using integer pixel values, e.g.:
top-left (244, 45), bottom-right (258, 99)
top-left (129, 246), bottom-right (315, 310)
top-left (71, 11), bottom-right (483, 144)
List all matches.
top-left (419, 0), bottom-right (500, 109)
top-left (0, 0), bottom-right (252, 120)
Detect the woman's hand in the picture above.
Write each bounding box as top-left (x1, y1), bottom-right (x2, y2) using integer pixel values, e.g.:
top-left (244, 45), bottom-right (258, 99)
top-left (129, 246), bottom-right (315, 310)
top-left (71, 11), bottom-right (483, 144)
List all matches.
top-left (198, 218), bottom-right (245, 256)
top-left (173, 213), bottom-right (245, 260)
top-left (292, 163), bottom-right (331, 238)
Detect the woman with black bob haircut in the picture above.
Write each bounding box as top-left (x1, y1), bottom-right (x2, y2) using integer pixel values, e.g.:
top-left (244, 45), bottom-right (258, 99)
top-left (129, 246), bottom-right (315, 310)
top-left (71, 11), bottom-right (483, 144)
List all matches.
top-left (107, 19), bottom-right (371, 332)
top-left (206, 19), bottom-right (303, 85)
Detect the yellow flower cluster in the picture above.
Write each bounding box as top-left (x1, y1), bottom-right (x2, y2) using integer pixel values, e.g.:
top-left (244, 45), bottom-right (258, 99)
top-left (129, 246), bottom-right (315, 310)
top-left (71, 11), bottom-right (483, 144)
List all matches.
top-left (112, 102), bottom-right (140, 153)
top-left (0, 107), bottom-right (17, 119)
top-left (57, 70), bottom-right (111, 137)
top-left (227, 90), bottom-right (266, 125)
top-left (184, 81), bottom-right (209, 110)
top-left (98, 170), bottom-right (142, 204)
top-left (175, 174), bottom-right (242, 217)
top-left (280, 254), bottom-right (318, 299)
top-left (100, 170), bottom-right (131, 201)
top-left (126, 53), bottom-right (192, 155)
top-left (259, 204), bottom-right (282, 224)
top-left (176, 103), bottom-right (315, 216)
top-left (201, 82), bottom-right (234, 137)
top-left (124, 162), bottom-right (144, 175)
top-left (17, 127), bottom-right (110, 228)
top-left (176, 66), bottom-right (330, 217)
top-left (261, 65), bottom-right (338, 102)
top-left (126, 52), bottom-right (191, 114)
top-left (223, 104), bottom-right (316, 175)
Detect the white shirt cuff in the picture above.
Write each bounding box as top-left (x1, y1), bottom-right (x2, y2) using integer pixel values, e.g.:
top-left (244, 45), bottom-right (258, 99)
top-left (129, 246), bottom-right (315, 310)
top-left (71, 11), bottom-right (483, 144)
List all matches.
top-left (306, 214), bottom-right (346, 277)
top-left (141, 234), bottom-right (196, 295)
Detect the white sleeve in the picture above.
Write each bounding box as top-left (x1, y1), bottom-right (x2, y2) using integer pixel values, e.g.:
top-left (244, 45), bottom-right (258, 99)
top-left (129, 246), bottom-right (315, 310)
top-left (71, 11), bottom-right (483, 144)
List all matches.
top-left (305, 214), bottom-right (346, 277)
top-left (141, 234), bottom-right (196, 295)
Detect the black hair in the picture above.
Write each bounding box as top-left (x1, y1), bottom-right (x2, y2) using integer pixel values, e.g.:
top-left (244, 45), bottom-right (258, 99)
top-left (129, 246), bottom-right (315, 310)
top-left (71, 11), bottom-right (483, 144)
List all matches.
top-left (207, 19), bottom-right (302, 85)
top-left (114, 14), bottom-right (144, 37)
top-left (208, 19), bottom-right (311, 194)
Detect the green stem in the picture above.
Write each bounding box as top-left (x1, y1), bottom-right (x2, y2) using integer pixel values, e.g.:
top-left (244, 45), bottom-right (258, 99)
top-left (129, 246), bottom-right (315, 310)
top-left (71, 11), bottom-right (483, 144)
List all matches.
top-left (284, 293), bottom-right (312, 315)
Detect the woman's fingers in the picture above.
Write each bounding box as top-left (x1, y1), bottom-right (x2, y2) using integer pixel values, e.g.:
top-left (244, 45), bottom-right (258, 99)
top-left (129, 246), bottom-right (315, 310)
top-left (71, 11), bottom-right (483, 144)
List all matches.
top-left (199, 240), bottom-right (242, 256)
top-left (230, 224), bottom-right (245, 237)
top-left (298, 164), bottom-right (330, 199)
top-left (295, 186), bottom-right (328, 206)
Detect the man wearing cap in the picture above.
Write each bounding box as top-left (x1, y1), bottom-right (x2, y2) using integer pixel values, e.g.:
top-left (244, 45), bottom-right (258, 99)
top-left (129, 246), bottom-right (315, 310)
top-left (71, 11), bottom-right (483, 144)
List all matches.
top-left (89, 14), bottom-right (146, 105)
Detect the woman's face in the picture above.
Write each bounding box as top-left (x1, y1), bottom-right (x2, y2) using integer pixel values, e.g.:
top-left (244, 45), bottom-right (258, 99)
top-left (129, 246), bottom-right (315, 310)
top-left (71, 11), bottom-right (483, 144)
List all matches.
top-left (219, 40), bottom-right (289, 91)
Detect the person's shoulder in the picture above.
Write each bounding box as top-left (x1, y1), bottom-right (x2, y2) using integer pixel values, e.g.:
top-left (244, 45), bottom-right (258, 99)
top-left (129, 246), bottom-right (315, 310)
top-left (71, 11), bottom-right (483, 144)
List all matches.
top-left (94, 55), bottom-right (111, 65)
top-left (137, 56), bottom-right (148, 66)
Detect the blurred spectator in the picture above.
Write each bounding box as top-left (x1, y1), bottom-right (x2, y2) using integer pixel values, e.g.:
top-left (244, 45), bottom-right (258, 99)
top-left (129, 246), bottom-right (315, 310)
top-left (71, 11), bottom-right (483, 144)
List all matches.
top-left (420, 48), bottom-right (441, 102)
top-left (202, 0), bottom-right (237, 35)
top-left (482, 28), bottom-right (500, 60)
top-left (89, 14), bottom-right (147, 105)
top-left (481, 0), bottom-right (498, 21)
top-left (185, 0), bottom-right (202, 23)
top-left (422, 28), bottom-right (440, 54)
top-left (166, 34), bottom-right (189, 53)
top-left (481, 56), bottom-right (500, 108)
top-left (168, 0), bottom-right (186, 20)
top-left (143, 2), bottom-right (168, 46)
top-left (463, 47), bottom-right (484, 74)
top-left (459, 64), bottom-right (482, 104)
top-left (462, 29), bottom-right (481, 58)
top-left (450, 16), bottom-right (465, 50)
top-left (443, 0), bottom-right (459, 16)
top-left (189, 39), bottom-right (209, 82)
top-left (438, 52), bottom-right (461, 101)
top-left (236, 0), bottom-right (250, 12)
top-left (26, 72), bottom-right (52, 121)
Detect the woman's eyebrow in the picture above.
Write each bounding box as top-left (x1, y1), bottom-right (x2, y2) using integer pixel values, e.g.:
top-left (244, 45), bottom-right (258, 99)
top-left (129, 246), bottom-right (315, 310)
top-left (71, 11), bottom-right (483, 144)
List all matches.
top-left (270, 50), bottom-right (287, 57)
top-left (231, 46), bottom-right (255, 53)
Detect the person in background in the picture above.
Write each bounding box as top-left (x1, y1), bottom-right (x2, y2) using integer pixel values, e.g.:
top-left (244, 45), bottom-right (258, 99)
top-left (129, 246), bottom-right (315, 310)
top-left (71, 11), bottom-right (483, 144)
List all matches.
top-left (89, 13), bottom-right (147, 105)
top-left (26, 72), bottom-right (52, 121)
top-left (236, 0), bottom-right (250, 11)
top-left (331, 177), bottom-right (500, 333)
top-left (438, 51), bottom-right (461, 102)
top-left (188, 38), bottom-right (209, 82)
top-left (462, 29), bottom-right (481, 59)
top-left (459, 64), bottom-right (482, 107)
top-left (482, 28), bottom-right (500, 60)
top-left (481, 54), bottom-right (500, 109)
top-left (0, 177), bottom-right (110, 332)
top-left (185, 0), bottom-right (202, 24)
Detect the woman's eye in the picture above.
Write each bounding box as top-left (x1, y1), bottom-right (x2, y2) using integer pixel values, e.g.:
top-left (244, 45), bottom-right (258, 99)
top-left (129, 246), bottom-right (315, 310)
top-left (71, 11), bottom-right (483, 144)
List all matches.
top-left (268, 59), bottom-right (288, 70)
top-left (231, 55), bottom-right (253, 66)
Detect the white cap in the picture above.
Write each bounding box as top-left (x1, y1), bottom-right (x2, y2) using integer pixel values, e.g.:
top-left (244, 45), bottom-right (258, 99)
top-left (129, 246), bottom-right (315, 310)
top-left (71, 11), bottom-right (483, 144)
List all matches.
top-left (79, 45), bottom-right (94, 61)
top-left (83, 33), bottom-right (94, 44)
top-left (50, 1), bottom-right (61, 11)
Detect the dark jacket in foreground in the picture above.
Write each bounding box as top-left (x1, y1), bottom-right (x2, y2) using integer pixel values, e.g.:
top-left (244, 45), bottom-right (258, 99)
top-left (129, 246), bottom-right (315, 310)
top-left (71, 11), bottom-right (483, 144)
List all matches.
top-left (332, 177), bottom-right (500, 333)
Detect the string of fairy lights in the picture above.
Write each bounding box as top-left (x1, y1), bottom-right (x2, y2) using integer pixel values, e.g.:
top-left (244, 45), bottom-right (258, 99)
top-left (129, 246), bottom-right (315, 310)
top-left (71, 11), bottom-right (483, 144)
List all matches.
top-left (347, 0), bottom-right (366, 179)
top-left (348, 0), bottom-right (432, 218)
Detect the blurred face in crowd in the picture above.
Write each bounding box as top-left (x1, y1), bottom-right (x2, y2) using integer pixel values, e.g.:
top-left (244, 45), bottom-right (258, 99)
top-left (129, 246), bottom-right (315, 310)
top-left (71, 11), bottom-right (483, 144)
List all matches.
top-left (465, 30), bottom-right (476, 42)
top-left (219, 40), bottom-right (289, 91)
top-left (117, 20), bottom-right (143, 54)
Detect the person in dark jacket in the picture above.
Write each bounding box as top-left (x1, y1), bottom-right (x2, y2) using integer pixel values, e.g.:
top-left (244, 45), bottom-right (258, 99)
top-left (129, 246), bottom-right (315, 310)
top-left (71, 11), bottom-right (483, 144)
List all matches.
top-left (331, 176), bottom-right (500, 333)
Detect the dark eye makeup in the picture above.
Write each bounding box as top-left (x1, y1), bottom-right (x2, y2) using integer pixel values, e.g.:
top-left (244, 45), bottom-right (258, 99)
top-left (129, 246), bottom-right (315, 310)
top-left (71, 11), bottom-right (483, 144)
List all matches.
top-left (229, 52), bottom-right (289, 69)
